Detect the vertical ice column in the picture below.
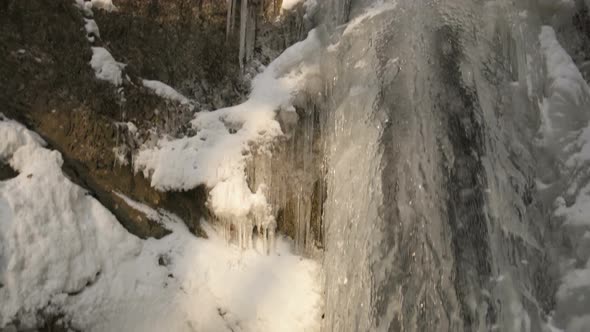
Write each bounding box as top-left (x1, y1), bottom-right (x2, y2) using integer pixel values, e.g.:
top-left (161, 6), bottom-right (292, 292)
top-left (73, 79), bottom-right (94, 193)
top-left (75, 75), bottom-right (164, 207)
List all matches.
top-left (239, 0), bottom-right (248, 69)
top-left (226, 0), bottom-right (235, 39)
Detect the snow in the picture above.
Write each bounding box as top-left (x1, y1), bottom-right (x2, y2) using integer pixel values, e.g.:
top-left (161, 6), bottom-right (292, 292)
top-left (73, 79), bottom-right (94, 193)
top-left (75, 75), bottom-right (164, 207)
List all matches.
top-left (0, 115), bottom-right (322, 331)
top-left (538, 26), bottom-right (590, 331)
top-left (133, 29), bottom-right (321, 246)
top-left (126, 122), bottom-right (138, 135)
top-left (84, 19), bottom-right (100, 41)
top-left (0, 115), bottom-right (45, 161)
top-left (0, 115), bottom-right (141, 328)
top-left (281, 0), bottom-right (304, 10)
top-left (540, 26), bottom-right (589, 106)
top-left (74, 0), bottom-right (93, 16)
top-left (537, 26), bottom-right (590, 147)
top-left (90, 0), bottom-right (117, 12)
top-left (90, 47), bottom-right (125, 86)
top-left (65, 195), bottom-right (321, 332)
top-left (142, 80), bottom-right (191, 105)
top-left (84, 19), bottom-right (100, 38)
top-left (557, 259), bottom-right (590, 298)
top-left (75, 0), bottom-right (117, 13)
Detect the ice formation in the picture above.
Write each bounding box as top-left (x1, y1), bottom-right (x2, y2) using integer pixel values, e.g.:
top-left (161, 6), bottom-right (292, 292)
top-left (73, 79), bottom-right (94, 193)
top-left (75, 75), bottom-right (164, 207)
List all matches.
top-left (134, 29), bottom-right (321, 251)
top-left (537, 26), bottom-right (590, 331)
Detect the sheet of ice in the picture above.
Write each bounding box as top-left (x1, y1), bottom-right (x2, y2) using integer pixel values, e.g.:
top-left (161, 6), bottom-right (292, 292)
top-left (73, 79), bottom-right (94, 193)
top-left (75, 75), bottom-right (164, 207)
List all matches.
top-left (0, 116), bottom-right (322, 331)
top-left (0, 115), bottom-right (141, 328)
top-left (133, 29), bottom-right (321, 243)
top-left (343, 0), bottom-right (398, 36)
top-left (90, 47), bottom-right (125, 86)
top-left (142, 80), bottom-right (191, 105)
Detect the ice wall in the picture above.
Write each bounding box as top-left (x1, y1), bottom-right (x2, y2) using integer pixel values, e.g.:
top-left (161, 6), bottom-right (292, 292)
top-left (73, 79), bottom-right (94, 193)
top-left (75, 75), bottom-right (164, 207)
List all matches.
top-left (314, 0), bottom-right (553, 331)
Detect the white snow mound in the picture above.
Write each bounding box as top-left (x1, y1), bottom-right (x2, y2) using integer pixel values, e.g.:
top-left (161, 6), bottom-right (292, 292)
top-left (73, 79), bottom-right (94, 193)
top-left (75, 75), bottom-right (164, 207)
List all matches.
top-left (0, 115), bottom-right (141, 328)
top-left (90, 47), bottom-right (125, 86)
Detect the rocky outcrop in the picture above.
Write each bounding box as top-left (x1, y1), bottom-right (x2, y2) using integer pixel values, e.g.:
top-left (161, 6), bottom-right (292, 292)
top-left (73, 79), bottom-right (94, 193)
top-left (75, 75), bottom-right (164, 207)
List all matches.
top-left (0, 0), bottom-right (234, 238)
top-left (0, 0), bottom-right (311, 240)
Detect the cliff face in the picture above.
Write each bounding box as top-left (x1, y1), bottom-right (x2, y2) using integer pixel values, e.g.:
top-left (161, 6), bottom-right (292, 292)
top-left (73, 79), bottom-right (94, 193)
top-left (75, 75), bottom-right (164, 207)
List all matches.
top-left (0, 0), bottom-right (306, 241)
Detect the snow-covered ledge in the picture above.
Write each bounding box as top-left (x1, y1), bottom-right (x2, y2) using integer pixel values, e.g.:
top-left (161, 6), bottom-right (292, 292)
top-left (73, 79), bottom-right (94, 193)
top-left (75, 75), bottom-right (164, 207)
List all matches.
top-left (133, 29), bottom-right (322, 250)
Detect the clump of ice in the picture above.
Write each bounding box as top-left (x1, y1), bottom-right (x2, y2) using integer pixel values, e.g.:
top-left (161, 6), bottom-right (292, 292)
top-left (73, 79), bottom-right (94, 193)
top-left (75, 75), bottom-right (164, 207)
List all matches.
top-left (90, 47), bottom-right (125, 86)
top-left (134, 29), bottom-right (321, 248)
top-left (142, 80), bottom-right (191, 105)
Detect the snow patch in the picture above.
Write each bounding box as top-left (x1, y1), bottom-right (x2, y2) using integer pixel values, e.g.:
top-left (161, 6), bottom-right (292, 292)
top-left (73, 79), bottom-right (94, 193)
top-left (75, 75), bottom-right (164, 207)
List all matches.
top-left (0, 115), bottom-right (141, 328)
top-left (142, 80), bottom-right (191, 105)
top-left (0, 115), bottom-right (45, 161)
top-left (537, 26), bottom-right (590, 146)
top-left (90, 47), bottom-right (125, 86)
top-left (64, 195), bottom-right (322, 332)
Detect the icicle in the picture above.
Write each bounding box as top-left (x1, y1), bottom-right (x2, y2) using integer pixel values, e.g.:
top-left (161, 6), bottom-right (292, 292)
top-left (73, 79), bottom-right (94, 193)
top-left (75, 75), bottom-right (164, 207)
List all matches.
top-left (226, 0), bottom-right (234, 40)
top-left (239, 0), bottom-right (248, 69)
top-left (230, 0), bottom-right (236, 33)
top-left (268, 225), bottom-right (276, 255)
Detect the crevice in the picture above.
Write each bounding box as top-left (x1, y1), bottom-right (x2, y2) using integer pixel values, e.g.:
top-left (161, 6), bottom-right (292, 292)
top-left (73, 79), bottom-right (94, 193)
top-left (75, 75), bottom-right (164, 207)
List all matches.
top-left (0, 162), bottom-right (18, 181)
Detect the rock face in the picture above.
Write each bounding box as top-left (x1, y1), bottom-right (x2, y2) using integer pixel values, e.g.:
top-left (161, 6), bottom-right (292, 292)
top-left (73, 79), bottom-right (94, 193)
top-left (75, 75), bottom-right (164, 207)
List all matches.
top-left (2, 0), bottom-right (316, 241)
top-left (0, 0), bottom-right (305, 239)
